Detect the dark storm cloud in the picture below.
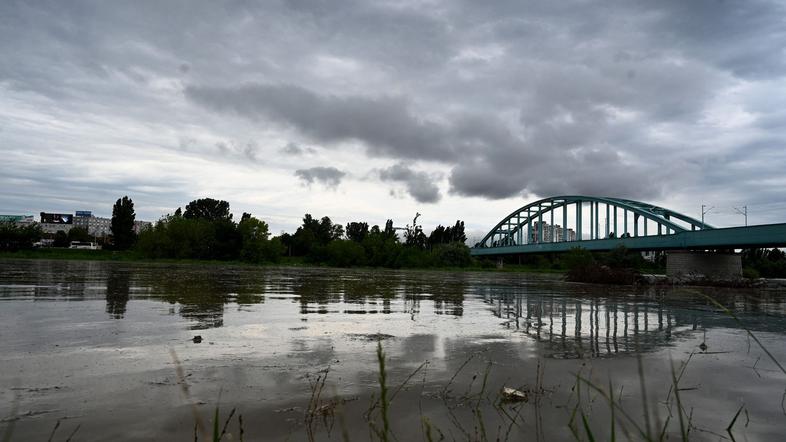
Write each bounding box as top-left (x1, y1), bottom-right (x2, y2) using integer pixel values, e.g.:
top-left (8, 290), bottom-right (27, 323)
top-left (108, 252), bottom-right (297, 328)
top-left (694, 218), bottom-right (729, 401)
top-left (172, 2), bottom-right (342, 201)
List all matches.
top-left (295, 167), bottom-right (346, 189)
top-left (378, 163), bottom-right (441, 204)
top-left (637, 0), bottom-right (786, 79)
top-left (2, 0), bottom-right (786, 222)
top-left (186, 83), bottom-right (456, 161)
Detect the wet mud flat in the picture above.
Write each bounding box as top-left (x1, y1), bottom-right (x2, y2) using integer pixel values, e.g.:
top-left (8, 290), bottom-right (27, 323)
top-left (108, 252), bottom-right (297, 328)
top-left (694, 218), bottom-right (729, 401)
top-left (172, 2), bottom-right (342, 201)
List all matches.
top-left (1, 260), bottom-right (786, 440)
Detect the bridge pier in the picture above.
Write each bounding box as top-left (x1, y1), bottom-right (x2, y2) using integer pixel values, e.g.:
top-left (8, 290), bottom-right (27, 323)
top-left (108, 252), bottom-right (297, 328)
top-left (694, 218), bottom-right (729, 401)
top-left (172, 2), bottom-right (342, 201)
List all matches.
top-left (666, 251), bottom-right (741, 280)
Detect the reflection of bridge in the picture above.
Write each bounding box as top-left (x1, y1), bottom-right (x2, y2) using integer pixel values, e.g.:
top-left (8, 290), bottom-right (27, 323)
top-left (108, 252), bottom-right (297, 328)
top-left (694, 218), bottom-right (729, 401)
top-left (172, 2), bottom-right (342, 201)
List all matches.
top-left (471, 196), bottom-right (786, 256)
top-left (479, 288), bottom-right (786, 358)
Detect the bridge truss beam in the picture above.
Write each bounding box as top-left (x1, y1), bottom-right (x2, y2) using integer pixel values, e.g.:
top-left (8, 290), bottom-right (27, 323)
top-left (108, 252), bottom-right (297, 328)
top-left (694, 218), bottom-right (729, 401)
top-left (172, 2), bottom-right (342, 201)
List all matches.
top-left (476, 196), bottom-right (712, 250)
top-left (471, 223), bottom-right (786, 256)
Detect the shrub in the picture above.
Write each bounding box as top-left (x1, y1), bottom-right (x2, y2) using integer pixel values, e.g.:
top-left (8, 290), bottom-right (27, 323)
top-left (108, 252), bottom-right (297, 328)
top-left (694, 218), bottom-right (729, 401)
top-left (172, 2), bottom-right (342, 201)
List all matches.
top-left (0, 222), bottom-right (43, 251)
top-left (742, 267), bottom-right (760, 279)
top-left (324, 240), bottom-right (366, 267)
top-left (432, 242), bottom-right (472, 267)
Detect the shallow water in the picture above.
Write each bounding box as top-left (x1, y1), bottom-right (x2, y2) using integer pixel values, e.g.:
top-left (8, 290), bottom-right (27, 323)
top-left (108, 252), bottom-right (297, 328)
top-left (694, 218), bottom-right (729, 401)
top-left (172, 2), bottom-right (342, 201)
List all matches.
top-left (1, 259), bottom-right (785, 441)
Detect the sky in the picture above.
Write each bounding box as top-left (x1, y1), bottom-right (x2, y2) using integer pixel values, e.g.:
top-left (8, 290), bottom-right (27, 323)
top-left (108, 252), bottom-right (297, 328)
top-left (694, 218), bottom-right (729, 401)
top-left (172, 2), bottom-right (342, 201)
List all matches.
top-left (2, 0), bottom-right (786, 241)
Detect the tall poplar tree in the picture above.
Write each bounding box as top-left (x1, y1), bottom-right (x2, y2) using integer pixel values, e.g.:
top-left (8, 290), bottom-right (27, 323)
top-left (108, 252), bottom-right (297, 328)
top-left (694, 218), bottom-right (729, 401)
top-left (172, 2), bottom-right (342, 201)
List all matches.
top-left (111, 196), bottom-right (136, 250)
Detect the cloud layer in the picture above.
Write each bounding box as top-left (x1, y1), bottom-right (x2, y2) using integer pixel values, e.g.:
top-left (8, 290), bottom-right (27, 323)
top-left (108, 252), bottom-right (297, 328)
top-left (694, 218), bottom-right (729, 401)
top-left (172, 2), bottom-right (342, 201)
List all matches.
top-left (2, 0), bottom-right (786, 230)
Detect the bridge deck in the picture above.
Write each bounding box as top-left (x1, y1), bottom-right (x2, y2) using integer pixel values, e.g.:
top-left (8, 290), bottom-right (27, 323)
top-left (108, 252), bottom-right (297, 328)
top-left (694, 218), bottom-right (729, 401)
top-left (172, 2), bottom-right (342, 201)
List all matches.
top-left (470, 223), bottom-right (786, 256)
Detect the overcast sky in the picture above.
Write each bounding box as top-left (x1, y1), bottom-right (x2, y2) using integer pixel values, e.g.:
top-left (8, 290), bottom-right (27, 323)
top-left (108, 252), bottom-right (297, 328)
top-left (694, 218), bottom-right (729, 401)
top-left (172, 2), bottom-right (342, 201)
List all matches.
top-left (2, 0), bottom-right (786, 239)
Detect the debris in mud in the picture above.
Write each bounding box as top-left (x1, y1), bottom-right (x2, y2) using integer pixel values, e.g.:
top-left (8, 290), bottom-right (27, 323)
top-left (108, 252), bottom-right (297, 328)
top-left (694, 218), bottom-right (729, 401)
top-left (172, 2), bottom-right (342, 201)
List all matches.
top-left (147, 378), bottom-right (173, 386)
top-left (308, 397), bottom-right (359, 417)
top-left (10, 386), bottom-right (63, 393)
top-left (0, 409), bottom-right (60, 422)
top-left (501, 387), bottom-right (529, 403)
top-left (192, 335), bottom-right (203, 343)
top-left (347, 333), bottom-right (394, 341)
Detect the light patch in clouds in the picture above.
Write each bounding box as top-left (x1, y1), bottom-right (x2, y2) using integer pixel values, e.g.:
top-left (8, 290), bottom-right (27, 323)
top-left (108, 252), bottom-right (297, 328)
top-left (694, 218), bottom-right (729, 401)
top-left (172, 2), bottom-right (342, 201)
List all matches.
top-left (378, 163), bottom-right (442, 204)
top-left (295, 167), bottom-right (347, 189)
top-left (280, 142), bottom-right (316, 156)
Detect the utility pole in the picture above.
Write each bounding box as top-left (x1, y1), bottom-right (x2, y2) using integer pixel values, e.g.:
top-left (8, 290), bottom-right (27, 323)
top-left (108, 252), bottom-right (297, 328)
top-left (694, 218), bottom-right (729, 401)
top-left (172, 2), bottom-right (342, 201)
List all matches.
top-left (701, 204), bottom-right (714, 229)
top-left (733, 205), bottom-right (748, 226)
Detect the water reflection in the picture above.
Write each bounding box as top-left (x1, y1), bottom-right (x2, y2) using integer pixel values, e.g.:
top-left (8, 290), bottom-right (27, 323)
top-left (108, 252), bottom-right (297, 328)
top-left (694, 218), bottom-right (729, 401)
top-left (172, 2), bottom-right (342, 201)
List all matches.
top-left (288, 271), bottom-right (466, 316)
top-left (105, 267), bottom-right (130, 318)
top-left (2, 260), bottom-right (786, 359)
top-left (481, 286), bottom-right (786, 357)
top-left (138, 267), bottom-right (267, 329)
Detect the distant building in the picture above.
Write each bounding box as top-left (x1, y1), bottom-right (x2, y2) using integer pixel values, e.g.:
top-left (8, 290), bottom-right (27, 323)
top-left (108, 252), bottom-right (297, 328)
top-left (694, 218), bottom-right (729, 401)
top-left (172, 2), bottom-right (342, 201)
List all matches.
top-left (641, 251), bottom-right (658, 262)
top-left (39, 212), bottom-right (74, 234)
top-left (22, 209), bottom-right (150, 238)
top-left (133, 220), bottom-right (152, 234)
top-left (74, 211), bottom-right (112, 237)
top-left (528, 221), bottom-right (577, 243)
top-left (0, 215), bottom-right (35, 226)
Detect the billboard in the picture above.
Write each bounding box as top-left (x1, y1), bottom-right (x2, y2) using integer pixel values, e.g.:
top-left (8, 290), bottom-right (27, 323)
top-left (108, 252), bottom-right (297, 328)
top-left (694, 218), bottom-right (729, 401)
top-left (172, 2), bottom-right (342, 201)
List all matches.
top-left (40, 212), bottom-right (73, 224)
top-left (75, 211), bottom-right (92, 218)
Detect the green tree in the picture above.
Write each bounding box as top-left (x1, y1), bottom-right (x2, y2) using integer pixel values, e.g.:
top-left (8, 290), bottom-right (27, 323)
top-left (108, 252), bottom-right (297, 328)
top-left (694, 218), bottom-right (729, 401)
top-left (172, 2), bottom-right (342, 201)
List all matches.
top-left (431, 242), bottom-right (472, 267)
top-left (53, 230), bottom-right (69, 247)
top-left (111, 196), bottom-right (137, 250)
top-left (346, 221), bottom-right (369, 243)
top-left (291, 214), bottom-right (344, 256)
top-left (67, 226), bottom-right (91, 243)
top-left (450, 220), bottom-right (467, 243)
top-left (0, 222), bottom-right (42, 251)
top-left (324, 240), bottom-right (366, 267)
top-left (238, 215), bottom-right (282, 263)
top-left (184, 198), bottom-right (232, 221)
top-left (383, 219), bottom-right (397, 241)
top-left (562, 247), bottom-right (595, 270)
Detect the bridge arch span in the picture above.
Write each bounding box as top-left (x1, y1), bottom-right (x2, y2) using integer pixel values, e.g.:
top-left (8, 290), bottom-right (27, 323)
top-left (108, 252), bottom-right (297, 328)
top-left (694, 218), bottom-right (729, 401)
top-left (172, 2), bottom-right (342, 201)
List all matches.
top-left (476, 195), bottom-right (711, 249)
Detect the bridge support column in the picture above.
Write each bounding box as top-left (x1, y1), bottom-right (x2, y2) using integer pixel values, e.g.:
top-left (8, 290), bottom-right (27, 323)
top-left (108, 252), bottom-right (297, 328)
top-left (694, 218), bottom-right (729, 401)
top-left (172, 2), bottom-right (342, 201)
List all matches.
top-left (496, 258), bottom-right (504, 269)
top-left (666, 251), bottom-right (741, 280)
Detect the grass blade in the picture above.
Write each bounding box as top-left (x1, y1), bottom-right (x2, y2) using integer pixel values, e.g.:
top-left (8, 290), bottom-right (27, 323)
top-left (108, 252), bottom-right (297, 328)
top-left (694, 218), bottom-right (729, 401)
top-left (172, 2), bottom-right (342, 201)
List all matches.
top-left (213, 406), bottom-right (220, 442)
top-left (580, 411), bottom-right (596, 442)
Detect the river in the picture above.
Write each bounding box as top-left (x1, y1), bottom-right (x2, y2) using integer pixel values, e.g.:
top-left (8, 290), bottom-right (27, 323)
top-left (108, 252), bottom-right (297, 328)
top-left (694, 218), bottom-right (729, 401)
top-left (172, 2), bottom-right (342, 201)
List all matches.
top-left (1, 259), bottom-right (785, 441)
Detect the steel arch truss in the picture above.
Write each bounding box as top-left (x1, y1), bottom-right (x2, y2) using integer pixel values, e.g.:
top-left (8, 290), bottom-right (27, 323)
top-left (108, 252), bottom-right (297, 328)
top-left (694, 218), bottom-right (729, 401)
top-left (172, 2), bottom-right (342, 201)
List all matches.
top-left (476, 196), bottom-right (712, 248)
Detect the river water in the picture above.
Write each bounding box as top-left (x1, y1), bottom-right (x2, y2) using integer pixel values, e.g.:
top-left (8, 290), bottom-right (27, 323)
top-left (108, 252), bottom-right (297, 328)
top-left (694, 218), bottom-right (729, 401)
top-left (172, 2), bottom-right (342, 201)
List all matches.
top-left (1, 259), bottom-right (785, 441)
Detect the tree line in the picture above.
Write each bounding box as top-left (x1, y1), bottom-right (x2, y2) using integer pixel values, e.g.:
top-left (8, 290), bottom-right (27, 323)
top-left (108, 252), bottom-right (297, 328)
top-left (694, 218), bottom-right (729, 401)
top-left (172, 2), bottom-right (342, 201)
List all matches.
top-left (5, 195), bottom-right (785, 277)
top-left (133, 197), bottom-right (471, 267)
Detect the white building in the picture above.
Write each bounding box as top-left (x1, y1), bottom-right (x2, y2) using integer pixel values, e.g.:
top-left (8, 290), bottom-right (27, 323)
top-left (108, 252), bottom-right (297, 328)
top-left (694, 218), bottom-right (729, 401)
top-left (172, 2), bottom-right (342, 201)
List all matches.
top-left (74, 211), bottom-right (112, 237)
top-left (529, 221), bottom-right (577, 243)
top-left (134, 220), bottom-right (152, 234)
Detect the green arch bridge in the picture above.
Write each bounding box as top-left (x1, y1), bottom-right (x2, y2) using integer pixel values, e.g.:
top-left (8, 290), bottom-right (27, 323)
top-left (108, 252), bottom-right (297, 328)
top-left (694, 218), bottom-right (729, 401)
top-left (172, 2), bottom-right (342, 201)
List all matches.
top-left (470, 196), bottom-right (786, 257)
